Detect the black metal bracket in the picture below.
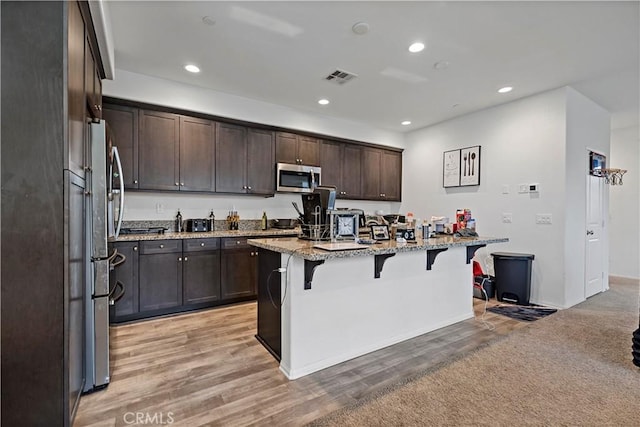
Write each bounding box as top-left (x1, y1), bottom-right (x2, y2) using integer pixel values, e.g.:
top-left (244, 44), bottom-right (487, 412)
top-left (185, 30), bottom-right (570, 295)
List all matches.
top-left (374, 253), bottom-right (396, 278)
top-left (304, 260), bottom-right (325, 290)
top-left (466, 244), bottom-right (486, 264)
top-left (426, 248), bottom-right (448, 270)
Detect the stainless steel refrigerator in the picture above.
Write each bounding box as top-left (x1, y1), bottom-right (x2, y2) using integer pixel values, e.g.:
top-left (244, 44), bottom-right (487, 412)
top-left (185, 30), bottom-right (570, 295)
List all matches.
top-left (84, 119), bottom-right (125, 392)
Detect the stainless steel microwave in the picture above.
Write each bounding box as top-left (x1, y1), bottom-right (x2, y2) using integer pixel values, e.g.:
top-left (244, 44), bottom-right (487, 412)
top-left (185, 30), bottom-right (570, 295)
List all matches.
top-left (276, 163), bottom-right (321, 193)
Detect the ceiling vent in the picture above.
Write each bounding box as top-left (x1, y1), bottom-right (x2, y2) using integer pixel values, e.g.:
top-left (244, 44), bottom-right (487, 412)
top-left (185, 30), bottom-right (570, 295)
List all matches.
top-left (325, 69), bottom-right (358, 85)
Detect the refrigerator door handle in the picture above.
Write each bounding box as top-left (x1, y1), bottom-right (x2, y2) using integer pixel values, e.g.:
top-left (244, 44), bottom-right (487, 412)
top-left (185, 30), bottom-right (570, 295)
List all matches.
top-left (108, 281), bottom-right (125, 305)
top-left (110, 251), bottom-right (126, 269)
top-left (112, 146), bottom-right (125, 238)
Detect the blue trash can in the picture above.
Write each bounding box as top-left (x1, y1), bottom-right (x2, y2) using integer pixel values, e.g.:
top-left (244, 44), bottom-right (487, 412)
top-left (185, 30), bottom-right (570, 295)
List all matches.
top-left (491, 252), bottom-right (535, 305)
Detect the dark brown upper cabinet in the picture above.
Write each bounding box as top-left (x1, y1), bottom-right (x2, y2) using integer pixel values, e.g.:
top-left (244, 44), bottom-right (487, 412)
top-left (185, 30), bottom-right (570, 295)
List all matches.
top-left (138, 110), bottom-right (180, 191)
top-left (179, 116), bottom-right (215, 192)
top-left (67, 0), bottom-right (85, 179)
top-left (84, 35), bottom-right (101, 120)
top-left (216, 124), bottom-right (275, 195)
top-left (319, 140), bottom-right (362, 199)
top-left (276, 132), bottom-right (320, 166)
top-left (362, 148), bottom-right (402, 201)
top-left (102, 104), bottom-right (139, 189)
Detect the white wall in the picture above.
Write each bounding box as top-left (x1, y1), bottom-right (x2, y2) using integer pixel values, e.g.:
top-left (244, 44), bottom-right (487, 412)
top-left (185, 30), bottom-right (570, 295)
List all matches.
top-left (609, 126), bottom-right (640, 279)
top-left (401, 87), bottom-right (610, 308)
top-left (564, 87), bottom-right (611, 306)
top-left (104, 69), bottom-right (405, 221)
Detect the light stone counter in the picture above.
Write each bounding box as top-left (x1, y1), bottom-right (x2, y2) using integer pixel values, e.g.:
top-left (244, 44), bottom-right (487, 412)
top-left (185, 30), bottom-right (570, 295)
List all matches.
top-left (111, 227), bottom-right (299, 242)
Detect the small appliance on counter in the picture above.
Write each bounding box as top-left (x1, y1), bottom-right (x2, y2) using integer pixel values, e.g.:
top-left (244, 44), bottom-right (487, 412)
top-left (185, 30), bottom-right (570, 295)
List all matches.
top-left (299, 186), bottom-right (336, 240)
top-left (185, 218), bottom-right (210, 232)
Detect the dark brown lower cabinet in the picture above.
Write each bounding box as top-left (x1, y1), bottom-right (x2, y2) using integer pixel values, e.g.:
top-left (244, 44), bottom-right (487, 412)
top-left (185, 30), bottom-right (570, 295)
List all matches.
top-left (221, 237), bottom-right (258, 300)
top-left (183, 238), bottom-right (221, 305)
top-left (139, 240), bottom-right (183, 312)
top-left (109, 242), bottom-right (139, 318)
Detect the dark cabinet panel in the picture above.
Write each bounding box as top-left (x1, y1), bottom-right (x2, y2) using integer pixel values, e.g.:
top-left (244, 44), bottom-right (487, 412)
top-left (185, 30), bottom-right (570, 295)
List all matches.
top-left (275, 132), bottom-right (298, 164)
top-left (139, 110), bottom-right (180, 191)
top-left (139, 240), bottom-right (183, 311)
top-left (247, 128), bottom-right (275, 195)
top-left (381, 150), bottom-right (402, 201)
top-left (84, 35), bottom-right (101, 120)
top-left (68, 1), bottom-right (85, 178)
top-left (110, 242), bottom-right (139, 318)
top-left (319, 140), bottom-right (342, 190)
top-left (215, 123), bottom-right (247, 193)
top-left (183, 250), bottom-right (221, 305)
top-left (180, 116), bottom-right (215, 192)
top-left (257, 249), bottom-right (282, 359)
top-left (342, 144), bottom-right (362, 199)
top-left (221, 238), bottom-right (257, 300)
top-left (361, 148), bottom-right (382, 200)
top-left (102, 104), bottom-right (138, 189)
top-left (298, 136), bottom-right (320, 166)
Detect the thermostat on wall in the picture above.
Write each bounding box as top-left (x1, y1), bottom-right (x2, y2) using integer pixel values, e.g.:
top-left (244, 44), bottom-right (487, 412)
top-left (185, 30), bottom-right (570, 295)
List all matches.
top-left (529, 183), bottom-right (539, 192)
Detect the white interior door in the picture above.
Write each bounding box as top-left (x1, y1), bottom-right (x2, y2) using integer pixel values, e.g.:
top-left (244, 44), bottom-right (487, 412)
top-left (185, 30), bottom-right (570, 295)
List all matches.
top-left (585, 173), bottom-right (605, 298)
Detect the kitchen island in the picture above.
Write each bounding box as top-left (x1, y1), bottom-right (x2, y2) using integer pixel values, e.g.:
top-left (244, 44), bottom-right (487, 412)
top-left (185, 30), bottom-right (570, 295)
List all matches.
top-left (249, 235), bottom-right (508, 379)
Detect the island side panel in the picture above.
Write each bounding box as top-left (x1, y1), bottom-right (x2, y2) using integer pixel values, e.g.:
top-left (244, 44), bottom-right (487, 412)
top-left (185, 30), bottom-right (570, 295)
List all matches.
top-left (279, 246), bottom-right (473, 379)
top-left (256, 249), bottom-right (284, 360)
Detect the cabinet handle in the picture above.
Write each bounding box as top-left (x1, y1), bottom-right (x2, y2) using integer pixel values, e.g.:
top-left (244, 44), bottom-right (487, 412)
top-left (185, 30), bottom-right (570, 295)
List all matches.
top-left (97, 104), bottom-right (102, 111)
top-left (247, 186), bottom-right (252, 190)
top-left (178, 257), bottom-right (182, 261)
top-left (133, 246), bottom-right (138, 251)
top-left (133, 180), bottom-right (138, 184)
top-left (242, 185), bottom-right (247, 190)
top-left (181, 182), bottom-right (185, 186)
top-left (175, 182), bottom-right (179, 186)
top-left (236, 241), bottom-right (241, 245)
top-left (184, 257), bottom-right (188, 261)
top-left (200, 242), bottom-right (205, 247)
top-left (160, 244), bottom-right (164, 248)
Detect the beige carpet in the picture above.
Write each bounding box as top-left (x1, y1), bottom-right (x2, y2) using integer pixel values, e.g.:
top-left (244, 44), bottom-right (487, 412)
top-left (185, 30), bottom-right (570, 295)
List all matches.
top-left (312, 281), bottom-right (640, 426)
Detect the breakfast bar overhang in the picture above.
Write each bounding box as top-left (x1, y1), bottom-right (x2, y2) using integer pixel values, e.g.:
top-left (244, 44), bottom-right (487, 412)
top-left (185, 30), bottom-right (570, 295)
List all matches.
top-left (249, 236), bottom-right (508, 379)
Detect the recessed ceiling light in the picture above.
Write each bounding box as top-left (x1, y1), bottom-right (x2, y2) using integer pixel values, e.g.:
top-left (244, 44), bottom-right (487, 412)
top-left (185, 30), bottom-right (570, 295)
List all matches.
top-left (433, 61), bottom-right (450, 70)
top-left (352, 22), bottom-right (370, 35)
top-left (184, 64), bottom-right (200, 73)
top-left (498, 86), bottom-right (513, 93)
top-left (401, 120), bottom-right (411, 126)
top-left (408, 42), bottom-right (425, 53)
top-left (318, 99), bottom-right (330, 105)
top-left (202, 16), bottom-right (216, 26)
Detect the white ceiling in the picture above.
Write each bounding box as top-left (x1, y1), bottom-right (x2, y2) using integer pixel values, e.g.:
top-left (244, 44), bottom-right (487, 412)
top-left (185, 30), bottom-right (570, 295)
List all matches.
top-left (106, 1), bottom-right (639, 133)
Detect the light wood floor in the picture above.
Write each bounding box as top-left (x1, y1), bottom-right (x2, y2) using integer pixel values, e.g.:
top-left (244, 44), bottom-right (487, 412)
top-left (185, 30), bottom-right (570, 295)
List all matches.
top-left (74, 297), bottom-right (526, 427)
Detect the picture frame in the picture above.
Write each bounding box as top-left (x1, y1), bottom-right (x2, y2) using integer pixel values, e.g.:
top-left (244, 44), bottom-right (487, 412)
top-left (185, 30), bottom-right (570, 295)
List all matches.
top-left (589, 151), bottom-right (606, 175)
top-left (370, 224), bottom-right (390, 241)
top-left (460, 145), bottom-right (481, 186)
top-left (443, 149), bottom-right (461, 187)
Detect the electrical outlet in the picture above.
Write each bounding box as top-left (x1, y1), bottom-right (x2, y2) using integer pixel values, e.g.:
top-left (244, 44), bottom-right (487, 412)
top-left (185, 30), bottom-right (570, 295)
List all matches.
top-left (529, 183), bottom-right (539, 192)
top-left (536, 214), bottom-right (552, 224)
top-left (156, 203), bottom-right (164, 214)
top-left (502, 213), bottom-right (513, 223)
top-left (502, 184), bottom-right (509, 194)
top-left (518, 184), bottom-right (529, 194)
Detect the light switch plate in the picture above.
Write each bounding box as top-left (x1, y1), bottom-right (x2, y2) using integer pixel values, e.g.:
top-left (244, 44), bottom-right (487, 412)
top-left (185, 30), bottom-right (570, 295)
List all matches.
top-left (502, 184), bottom-right (509, 194)
top-left (536, 214), bottom-right (552, 224)
top-left (502, 213), bottom-right (513, 223)
top-left (518, 184), bottom-right (529, 193)
top-left (156, 203), bottom-right (164, 214)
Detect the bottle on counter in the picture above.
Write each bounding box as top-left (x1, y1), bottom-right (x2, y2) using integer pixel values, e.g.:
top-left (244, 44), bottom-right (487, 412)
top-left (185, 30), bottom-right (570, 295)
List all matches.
top-left (261, 211), bottom-right (268, 230)
top-left (176, 210), bottom-right (183, 232)
top-left (208, 210), bottom-right (215, 231)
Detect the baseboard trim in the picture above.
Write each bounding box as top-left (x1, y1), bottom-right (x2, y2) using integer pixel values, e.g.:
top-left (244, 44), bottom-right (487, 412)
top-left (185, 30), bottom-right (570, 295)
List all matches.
top-left (609, 275), bottom-right (640, 286)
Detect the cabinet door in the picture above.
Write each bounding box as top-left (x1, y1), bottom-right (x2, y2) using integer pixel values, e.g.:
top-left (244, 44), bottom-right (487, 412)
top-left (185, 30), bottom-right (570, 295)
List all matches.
top-left (319, 140), bottom-right (342, 191)
top-left (275, 132), bottom-right (298, 164)
top-left (110, 242), bottom-right (139, 318)
top-left (84, 36), bottom-right (101, 120)
top-left (247, 128), bottom-right (275, 195)
top-left (139, 110), bottom-right (180, 191)
top-left (183, 250), bottom-right (221, 305)
top-left (342, 145), bottom-right (362, 199)
top-left (102, 104), bottom-right (138, 189)
top-left (221, 247), bottom-right (257, 299)
top-left (139, 253), bottom-right (182, 311)
top-left (67, 1), bottom-right (85, 178)
top-left (298, 136), bottom-right (320, 166)
top-left (361, 148), bottom-right (382, 200)
top-left (215, 123), bottom-right (247, 193)
top-left (381, 150), bottom-right (402, 201)
top-left (180, 116), bottom-right (215, 192)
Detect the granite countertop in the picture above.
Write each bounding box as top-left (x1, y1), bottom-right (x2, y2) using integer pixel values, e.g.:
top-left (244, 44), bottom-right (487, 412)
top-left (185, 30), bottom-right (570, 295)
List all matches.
top-left (247, 236), bottom-right (509, 261)
top-left (111, 227), bottom-right (300, 242)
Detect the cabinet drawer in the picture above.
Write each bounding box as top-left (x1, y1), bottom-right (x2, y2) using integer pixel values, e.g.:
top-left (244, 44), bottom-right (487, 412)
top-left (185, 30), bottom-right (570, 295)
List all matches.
top-left (140, 239), bottom-right (182, 254)
top-left (221, 237), bottom-right (251, 249)
top-left (184, 238), bottom-right (220, 252)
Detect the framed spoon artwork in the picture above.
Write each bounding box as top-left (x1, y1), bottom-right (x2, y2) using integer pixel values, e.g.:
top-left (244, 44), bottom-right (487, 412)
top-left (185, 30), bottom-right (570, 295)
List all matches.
top-left (460, 145), bottom-right (481, 186)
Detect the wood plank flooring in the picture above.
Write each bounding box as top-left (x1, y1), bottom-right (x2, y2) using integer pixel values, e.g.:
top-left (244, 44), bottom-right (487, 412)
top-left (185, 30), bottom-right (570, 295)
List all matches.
top-left (74, 297), bottom-right (526, 427)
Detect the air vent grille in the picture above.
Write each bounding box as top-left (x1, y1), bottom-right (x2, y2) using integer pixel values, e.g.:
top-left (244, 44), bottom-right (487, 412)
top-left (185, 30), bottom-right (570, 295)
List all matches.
top-left (325, 69), bottom-right (358, 85)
